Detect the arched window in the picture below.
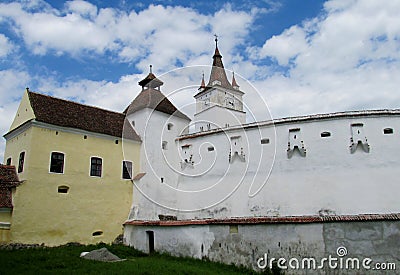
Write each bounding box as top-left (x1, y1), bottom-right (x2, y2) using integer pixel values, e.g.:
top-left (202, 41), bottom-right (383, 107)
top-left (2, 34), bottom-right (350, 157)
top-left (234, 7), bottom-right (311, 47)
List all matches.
top-left (58, 185), bottom-right (69, 194)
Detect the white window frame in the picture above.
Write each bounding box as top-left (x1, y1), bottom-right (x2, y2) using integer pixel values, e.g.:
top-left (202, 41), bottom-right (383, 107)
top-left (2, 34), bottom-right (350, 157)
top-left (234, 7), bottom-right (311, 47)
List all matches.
top-left (122, 160), bottom-right (133, 180)
top-left (49, 151), bottom-right (66, 174)
top-left (89, 156), bottom-right (103, 178)
top-left (18, 151), bottom-right (26, 173)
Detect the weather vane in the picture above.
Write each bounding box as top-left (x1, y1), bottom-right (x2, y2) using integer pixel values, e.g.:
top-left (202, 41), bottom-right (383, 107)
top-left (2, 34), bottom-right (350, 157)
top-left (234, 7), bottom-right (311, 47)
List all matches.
top-left (214, 34), bottom-right (218, 46)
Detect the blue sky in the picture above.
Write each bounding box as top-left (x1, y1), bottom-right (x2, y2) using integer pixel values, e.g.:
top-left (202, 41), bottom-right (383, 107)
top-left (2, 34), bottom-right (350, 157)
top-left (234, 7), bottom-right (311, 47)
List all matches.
top-left (1, 0), bottom-right (400, 160)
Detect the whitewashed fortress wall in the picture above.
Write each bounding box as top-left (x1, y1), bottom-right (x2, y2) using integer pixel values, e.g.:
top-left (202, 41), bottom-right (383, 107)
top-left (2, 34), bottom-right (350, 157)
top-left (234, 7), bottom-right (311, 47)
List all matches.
top-left (126, 110), bottom-right (400, 221)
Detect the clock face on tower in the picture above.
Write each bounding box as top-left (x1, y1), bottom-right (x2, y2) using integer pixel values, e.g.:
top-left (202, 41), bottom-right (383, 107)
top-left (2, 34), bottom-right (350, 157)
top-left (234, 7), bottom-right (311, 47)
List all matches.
top-left (225, 96), bottom-right (234, 108)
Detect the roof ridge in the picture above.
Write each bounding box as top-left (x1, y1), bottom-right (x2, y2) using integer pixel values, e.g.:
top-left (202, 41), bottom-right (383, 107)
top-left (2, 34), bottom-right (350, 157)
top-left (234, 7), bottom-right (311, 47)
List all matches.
top-left (28, 91), bottom-right (124, 116)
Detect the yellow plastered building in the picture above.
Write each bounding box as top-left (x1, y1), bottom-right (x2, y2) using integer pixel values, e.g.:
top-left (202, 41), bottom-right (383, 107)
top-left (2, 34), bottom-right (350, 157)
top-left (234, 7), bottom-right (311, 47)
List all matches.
top-left (2, 89), bottom-right (141, 246)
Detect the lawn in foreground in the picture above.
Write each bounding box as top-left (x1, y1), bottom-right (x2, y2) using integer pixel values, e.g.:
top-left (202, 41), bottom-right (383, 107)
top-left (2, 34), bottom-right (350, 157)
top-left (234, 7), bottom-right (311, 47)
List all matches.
top-left (0, 244), bottom-right (278, 274)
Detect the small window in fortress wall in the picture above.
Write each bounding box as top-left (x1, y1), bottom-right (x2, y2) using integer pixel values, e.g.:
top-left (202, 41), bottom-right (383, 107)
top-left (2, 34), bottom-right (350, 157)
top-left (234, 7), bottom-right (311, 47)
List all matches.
top-left (162, 141), bottom-right (168, 150)
top-left (384, 128), bottom-right (394, 134)
top-left (208, 146), bottom-right (215, 151)
top-left (6, 157), bottom-right (11, 166)
top-left (92, 231), bottom-right (103, 237)
top-left (261, 138), bottom-right (270, 144)
top-left (58, 186), bottom-right (69, 194)
top-left (229, 225), bottom-right (238, 234)
top-left (167, 123), bottom-right (173, 130)
top-left (321, 132), bottom-right (331, 138)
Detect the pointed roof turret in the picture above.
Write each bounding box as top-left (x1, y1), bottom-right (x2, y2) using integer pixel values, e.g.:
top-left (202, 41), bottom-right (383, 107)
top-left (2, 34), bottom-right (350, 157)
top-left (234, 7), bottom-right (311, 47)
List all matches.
top-left (231, 71), bottom-right (239, 90)
top-left (198, 72), bottom-right (206, 91)
top-left (207, 35), bottom-right (232, 89)
top-left (125, 67), bottom-right (190, 120)
top-left (138, 65), bottom-right (164, 90)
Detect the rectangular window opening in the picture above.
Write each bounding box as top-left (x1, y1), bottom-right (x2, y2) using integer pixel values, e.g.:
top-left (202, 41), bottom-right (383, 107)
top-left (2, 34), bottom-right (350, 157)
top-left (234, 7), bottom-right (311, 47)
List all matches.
top-left (261, 138), bottom-right (270, 144)
top-left (122, 161), bottom-right (133, 179)
top-left (321, 132), bottom-right (331, 138)
top-left (229, 225), bottom-right (238, 234)
top-left (50, 152), bottom-right (65, 173)
top-left (18, 152), bottom-right (25, 173)
top-left (90, 157), bottom-right (102, 177)
top-left (384, 128), bottom-right (394, 134)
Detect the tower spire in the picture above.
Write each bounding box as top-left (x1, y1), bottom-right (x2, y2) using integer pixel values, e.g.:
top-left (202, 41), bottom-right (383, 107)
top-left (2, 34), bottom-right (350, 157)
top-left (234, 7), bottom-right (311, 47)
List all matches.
top-left (199, 71), bottom-right (206, 90)
top-left (232, 71), bottom-right (239, 89)
top-left (208, 36), bottom-right (232, 88)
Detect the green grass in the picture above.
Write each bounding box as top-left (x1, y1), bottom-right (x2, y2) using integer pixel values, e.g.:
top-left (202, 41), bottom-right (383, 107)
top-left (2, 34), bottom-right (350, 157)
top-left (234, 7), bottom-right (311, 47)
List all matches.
top-left (0, 244), bottom-right (279, 274)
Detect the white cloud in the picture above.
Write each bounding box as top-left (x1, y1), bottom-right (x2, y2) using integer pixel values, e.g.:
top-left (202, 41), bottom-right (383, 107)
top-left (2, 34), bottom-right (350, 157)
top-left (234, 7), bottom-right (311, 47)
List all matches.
top-left (0, 2), bottom-right (256, 71)
top-left (250, 0), bottom-right (400, 118)
top-left (0, 34), bottom-right (13, 57)
top-left (65, 0), bottom-right (98, 18)
top-left (258, 25), bottom-right (308, 66)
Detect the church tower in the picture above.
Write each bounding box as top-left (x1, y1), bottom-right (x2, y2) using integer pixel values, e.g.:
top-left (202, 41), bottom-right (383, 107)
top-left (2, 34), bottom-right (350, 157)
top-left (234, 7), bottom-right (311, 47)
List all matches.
top-left (193, 37), bottom-right (246, 132)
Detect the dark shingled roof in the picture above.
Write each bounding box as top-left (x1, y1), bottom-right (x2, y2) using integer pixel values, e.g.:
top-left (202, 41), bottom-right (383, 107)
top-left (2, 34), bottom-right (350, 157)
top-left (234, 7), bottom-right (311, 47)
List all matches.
top-left (138, 72), bottom-right (164, 88)
top-left (194, 44), bottom-right (238, 98)
top-left (27, 92), bottom-right (141, 141)
top-left (124, 88), bottom-right (190, 120)
top-left (207, 45), bottom-right (232, 89)
top-left (0, 165), bottom-right (20, 209)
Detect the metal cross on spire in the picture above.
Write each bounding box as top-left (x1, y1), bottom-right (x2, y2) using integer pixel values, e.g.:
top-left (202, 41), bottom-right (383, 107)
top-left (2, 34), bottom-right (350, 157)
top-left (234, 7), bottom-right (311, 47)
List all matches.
top-left (214, 34), bottom-right (218, 46)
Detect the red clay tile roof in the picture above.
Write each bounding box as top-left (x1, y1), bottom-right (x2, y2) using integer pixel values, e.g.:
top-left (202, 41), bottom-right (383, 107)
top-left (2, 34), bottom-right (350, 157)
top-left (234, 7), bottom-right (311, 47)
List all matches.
top-left (27, 92), bottom-right (141, 141)
top-left (124, 213), bottom-right (400, 226)
top-left (0, 165), bottom-right (20, 209)
top-left (124, 88), bottom-right (190, 120)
